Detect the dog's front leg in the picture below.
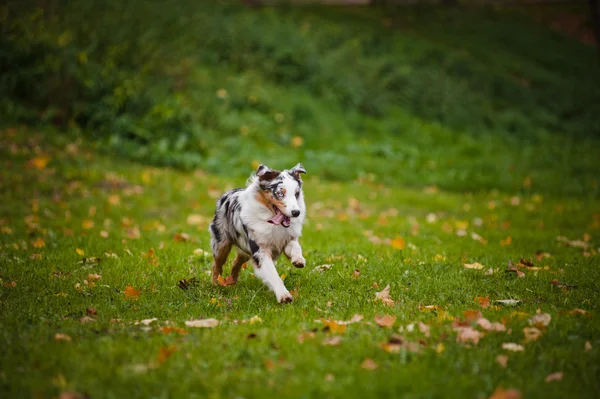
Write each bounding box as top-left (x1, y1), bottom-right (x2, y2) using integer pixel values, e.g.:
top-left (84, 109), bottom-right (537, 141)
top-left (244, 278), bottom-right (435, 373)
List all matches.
top-left (252, 249), bottom-right (293, 303)
top-left (284, 239), bottom-right (305, 268)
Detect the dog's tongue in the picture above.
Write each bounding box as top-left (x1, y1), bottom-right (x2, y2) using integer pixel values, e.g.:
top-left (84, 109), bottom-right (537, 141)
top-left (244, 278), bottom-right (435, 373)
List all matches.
top-left (267, 207), bottom-right (286, 225)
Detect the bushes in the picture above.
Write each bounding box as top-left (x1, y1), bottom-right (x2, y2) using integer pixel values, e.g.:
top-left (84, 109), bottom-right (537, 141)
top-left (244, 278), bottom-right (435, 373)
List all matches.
top-left (1, 0), bottom-right (599, 195)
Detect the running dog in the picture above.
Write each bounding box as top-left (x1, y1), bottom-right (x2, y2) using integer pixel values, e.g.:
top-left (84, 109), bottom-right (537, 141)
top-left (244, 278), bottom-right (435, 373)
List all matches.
top-left (209, 163), bottom-right (307, 303)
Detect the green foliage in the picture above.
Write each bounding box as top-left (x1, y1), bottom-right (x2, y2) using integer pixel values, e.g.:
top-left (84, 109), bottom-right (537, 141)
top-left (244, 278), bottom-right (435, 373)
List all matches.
top-left (1, 0), bottom-right (599, 196)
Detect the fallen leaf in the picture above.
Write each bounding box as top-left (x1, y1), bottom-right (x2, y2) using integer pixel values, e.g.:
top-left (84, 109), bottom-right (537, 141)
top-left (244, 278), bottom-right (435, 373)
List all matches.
top-left (320, 319), bottom-right (347, 333)
top-left (297, 331), bottom-right (316, 344)
top-left (80, 316), bottom-right (95, 323)
top-left (124, 285), bottom-right (140, 299)
top-left (529, 312), bottom-right (551, 328)
top-left (313, 264), bottom-right (333, 272)
top-left (361, 358), bottom-right (378, 370)
top-left (506, 261), bottom-right (525, 278)
top-left (391, 236), bottom-right (405, 250)
top-left (568, 308), bottom-right (589, 316)
top-left (217, 275), bottom-right (236, 286)
top-left (86, 307), bottom-right (97, 315)
top-left (141, 318), bottom-right (158, 326)
top-left (174, 232), bottom-right (191, 242)
top-left (489, 387), bottom-right (522, 399)
top-left (54, 333), bottom-right (72, 342)
top-left (464, 309), bottom-right (483, 322)
top-left (464, 262), bottom-right (484, 270)
top-left (375, 314), bottom-right (397, 328)
top-left (157, 345), bottom-right (176, 365)
top-left (523, 327), bottom-right (542, 343)
top-left (162, 326), bottom-right (188, 335)
top-left (455, 326), bottom-right (483, 345)
top-left (27, 155), bottom-right (51, 169)
top-left (82, 220), bottom-right (94, 230)
top-left (585, 341), bottom-right (592, 351)
top-left (59, 392), bottom-right (86, 399)
top-left (290, 136), bottom-right (303, 148)
top-left (375, 284), bottom-right (395, 306)
top-left (87, 273), bottom-right (101, 281)
top-left (502, 343), bottom-right (524, 352)
top-left (185, 319), bottom-right (220, 328)
top-left (550, 280), bottom-right (577, 290)
top-left (474, 296), bottom-right (491, 308)
top-left (418, 322), bottom-right (431, 337)
top-left (75, 248), bottom-right (84, 256)
top-left (501, 236), bottom-right (512, 247)
top-left (322, 336), bottom-right (343, 346)
top-left (496, 355), bottom-right (508, 368)
top-left (419, 305), bottom-right (443, 312)
top-left (352, 269), bottom-right (361, 278)
top-left (495, 299), bottom-right (521, 306)
top-left (545, 372), bottom-right (563, 383)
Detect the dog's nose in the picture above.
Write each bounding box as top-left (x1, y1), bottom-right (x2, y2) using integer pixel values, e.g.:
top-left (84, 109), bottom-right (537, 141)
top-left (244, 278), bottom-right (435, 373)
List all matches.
top-left (291, 210), bottom-right (300, 218)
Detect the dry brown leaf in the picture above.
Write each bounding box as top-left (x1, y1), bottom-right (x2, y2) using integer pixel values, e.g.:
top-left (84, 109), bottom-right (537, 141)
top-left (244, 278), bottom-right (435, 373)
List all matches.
top-left (523, 327), bottom-right (542, 343)
top-left (297, 331), bottom-right (316, 344)
top-left (496, 355), bottom-right (508, 368)
top-left (418, 322), bottom-right (431, 337)
top-left (124, 285), bottom-right (140, 299)
top-left (502, 343), bottom-right (524, 352)
top-left (323, 336), bottom-right (343, 346)
top-left (54, 333), bottom-right (72, 342)
top-left (375, 284), bottom-right (394, 306)
top-left (375, 314), bottom-right (397, 328)
top-left (585, 341), bottom-right (592, 351)
top-left (161, 326), bottom-right (188, 335)
top-left (361, 358), bottom-right (379, 370)
top-left (489, 387), bottom-right (522, 399)
top-left (352, 269), bottom-right (361, 279)
top-left (140, 318), bottom-right (158, 326)
top-left (474, 296), bottom-right (491, 308)
top-left (185, 319), bottom-right (220, 328)
top-left (174, 232), bottom-right (191, 242)
top-left (529, 312), bottom-right (551, 328)
top-left (80, 316), bottom-right (95, 323)
top-left (464, 309), bottom-right (483, 322)
top-left (157, 345), bottom-right (176, 365)
top-left (455, 326), bottom-right (483, 345)
top-left (545, 372), bottom-right (563, 383)
top-left (86, 307), bottom-right (97, 315)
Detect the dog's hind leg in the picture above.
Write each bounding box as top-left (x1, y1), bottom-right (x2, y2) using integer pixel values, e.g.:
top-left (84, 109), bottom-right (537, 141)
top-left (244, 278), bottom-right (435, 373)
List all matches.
top-left (230, 250), bottom-right (250, 284)
top-left (284, 239), bottom-right (306, 268)
top-left (211, 240), bottom-right (232, 285)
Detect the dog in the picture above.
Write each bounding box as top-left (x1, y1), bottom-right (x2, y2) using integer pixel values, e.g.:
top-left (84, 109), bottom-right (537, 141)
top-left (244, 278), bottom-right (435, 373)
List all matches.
top-left (209, 163), bottom-right (307, 303)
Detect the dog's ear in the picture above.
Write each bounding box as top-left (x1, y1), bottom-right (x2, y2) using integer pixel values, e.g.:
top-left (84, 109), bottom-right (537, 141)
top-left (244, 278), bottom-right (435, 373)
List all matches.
top-left (256, 164), bottom-right (281, 181)
top-left (289, 163), bottom-right (306, 179)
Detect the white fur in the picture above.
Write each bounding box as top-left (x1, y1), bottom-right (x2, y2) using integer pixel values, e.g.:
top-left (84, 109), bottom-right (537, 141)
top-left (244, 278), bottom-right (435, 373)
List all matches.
top-left (209, 165), bottom-right (307, 303)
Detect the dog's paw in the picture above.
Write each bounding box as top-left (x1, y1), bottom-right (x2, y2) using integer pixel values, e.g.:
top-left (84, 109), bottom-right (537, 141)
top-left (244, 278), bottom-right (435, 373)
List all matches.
top-left (292, 256), bottom-right (306, 268)
top-left (277, 291), bottom-right (294, 304)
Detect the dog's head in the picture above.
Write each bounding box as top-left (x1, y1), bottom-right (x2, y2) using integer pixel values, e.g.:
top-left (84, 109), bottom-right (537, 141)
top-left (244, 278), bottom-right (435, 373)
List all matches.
top-left (256, 163), bottom-right (306, 228)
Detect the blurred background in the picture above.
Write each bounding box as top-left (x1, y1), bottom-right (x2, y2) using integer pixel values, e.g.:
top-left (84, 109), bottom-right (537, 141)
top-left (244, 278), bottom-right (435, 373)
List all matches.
top-left (2, 0), bottom-right (599, 196)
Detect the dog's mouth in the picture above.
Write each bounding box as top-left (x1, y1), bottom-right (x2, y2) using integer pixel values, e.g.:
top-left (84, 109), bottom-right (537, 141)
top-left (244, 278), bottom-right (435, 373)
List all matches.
top-left (268, 206), bottom-right (291, 228)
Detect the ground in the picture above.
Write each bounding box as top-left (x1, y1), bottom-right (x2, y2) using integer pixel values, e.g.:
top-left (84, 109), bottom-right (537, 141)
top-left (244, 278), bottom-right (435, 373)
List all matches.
top-left (1, 128), bottom-right (599, 398)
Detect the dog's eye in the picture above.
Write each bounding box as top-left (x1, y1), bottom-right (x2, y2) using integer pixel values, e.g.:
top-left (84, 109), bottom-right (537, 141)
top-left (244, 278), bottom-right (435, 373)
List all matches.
top-left (276, 191), bottom-right (284, 199)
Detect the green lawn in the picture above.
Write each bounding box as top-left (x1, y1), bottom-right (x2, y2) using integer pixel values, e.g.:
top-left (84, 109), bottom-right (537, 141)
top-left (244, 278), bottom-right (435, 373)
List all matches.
top-left (1, 128), bottom-right (599, 398)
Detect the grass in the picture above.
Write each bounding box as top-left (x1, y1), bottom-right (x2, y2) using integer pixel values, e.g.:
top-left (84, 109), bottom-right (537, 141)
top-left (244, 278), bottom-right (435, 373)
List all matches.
top-left (1, 128), bottom-right (600, 398)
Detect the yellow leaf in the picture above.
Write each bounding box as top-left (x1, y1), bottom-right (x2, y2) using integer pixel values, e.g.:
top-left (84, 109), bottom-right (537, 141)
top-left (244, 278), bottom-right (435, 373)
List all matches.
top-left (32, 237), bottom-right (45, 248)
top-left (157, 346), bottom-right (176, 365)
top-left (82, 220), bottom-right (94, 230)
top-left (27, 155), bottom-right (51, 170)
top-left (361, 358), bottom-right (378, 370)
top-left (76, 248), bottom-right (84, 256)
top-left (321, 319), bottom-right (347, 334)
top-left (464, 262), bottom-right (484, 269)
top-left (435, 343), bottom-right (445, 354)
top-left (501, 236), bottom-right (512, 247)
top-left (391, 236), bottom-right (405, 250)
top-left (290, 136), bottom-right (304, 148)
